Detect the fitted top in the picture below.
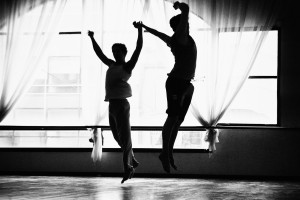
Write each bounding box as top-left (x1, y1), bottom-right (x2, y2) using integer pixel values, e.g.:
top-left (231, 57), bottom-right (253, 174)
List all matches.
top-left (168, 35), bottom-right (197, 80)
top-left (105, 63), bottom-right (132, 101)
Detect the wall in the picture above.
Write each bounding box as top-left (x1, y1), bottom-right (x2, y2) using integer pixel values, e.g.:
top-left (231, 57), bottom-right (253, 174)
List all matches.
top-left (1, 128), bottom-right (300, 178)
top-left (279, 2), bottom-right (300, 127)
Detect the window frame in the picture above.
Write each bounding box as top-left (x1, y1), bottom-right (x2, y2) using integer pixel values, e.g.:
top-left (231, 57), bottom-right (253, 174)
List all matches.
top-left (217, 27), bottom-right (280, 126)
top-left (0, 28), bottom-right (280, 149)
top-left (0, 124), bottom-right (286, 152)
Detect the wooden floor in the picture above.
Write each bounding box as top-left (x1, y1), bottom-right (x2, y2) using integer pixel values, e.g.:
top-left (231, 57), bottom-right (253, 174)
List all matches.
top-left (1, 175), bottom-right (300, 199)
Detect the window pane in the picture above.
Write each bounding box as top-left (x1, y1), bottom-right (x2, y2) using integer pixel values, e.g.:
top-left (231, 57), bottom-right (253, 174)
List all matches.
top-left (32, 70), bottom-right (46, 85)
top-left (46, 137), bottom-right (81, 147)
top-left (0, 130), bottom-right (209, 148)
top-left (46, 94), bottom-right (80, 108)
top-left (14, 131), bottom-right (46, 137)
top-left (57, 0), bottom-right (82, 32)
top-left (47, 131), bottom-right (79, 137)
top-left (0, 131), bottom-right (13, 137)
top-left (12, 131), bottom-right (47, 147)
top-left (0, 130), bottom-right (91, 148)
top-left (47, 109), bottom-right (81, 125)
top-left (28, 86), bottom-right (45, 93)
top-left (16, 94), bottom-right (44, 108)
top-left (47, 86), bottom-right (80, 93)
top-left (222, 79), bottom-right (277, 124)
top-left (10, 136), bottom-right (47, 147)
top-left (250, 31), bottom-right (278, 76)
top-left (48, 35), bottom-right (81, 56)
top-left (48, 74), bottom-right (80, 85)
top-left (49, 57), bottom-right (81, 74)
top-left (0, 137), bottom-right (13, 147)
top-left (102, 130), bottom-right (208, 149)
top-left (13, 109), bottom-right (45, 125)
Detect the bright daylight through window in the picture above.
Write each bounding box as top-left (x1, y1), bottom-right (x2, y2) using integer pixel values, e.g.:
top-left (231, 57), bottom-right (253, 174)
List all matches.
top-left (0, 0), bottom-right (278, 148)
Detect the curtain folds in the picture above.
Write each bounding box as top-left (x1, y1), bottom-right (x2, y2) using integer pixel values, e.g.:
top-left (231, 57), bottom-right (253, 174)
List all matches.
top-left (0, 0), bottom-right (67, 123)
top-left (81, 0), bottom-right (106, 163)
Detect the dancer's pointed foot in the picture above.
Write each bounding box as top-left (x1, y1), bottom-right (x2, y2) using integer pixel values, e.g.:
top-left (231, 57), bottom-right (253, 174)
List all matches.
top-left (129, 168), bottom-right (135, 179)
top-left (170, 156), bottom-right (177, 170)
top-left (121, 166), bottom-right (135, 184)
top-left (132, 158), bottom-right (140, 169)
top-left (159, 153), bottom-right (170, 173)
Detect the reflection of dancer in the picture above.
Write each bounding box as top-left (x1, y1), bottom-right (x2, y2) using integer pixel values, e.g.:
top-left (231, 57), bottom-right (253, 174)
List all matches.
top-left (141, 2), bottom-right (197, 173)
top-left (88, 21), bottom-right (143, 183)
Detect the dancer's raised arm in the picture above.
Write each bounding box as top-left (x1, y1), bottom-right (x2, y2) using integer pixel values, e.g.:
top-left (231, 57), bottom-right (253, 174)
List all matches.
top-left (173, 2), bottom-right (190, 45)
top-left (88, 30), bottom-right (114, 66)
top-left (125, 21), bottom-right (144, 73)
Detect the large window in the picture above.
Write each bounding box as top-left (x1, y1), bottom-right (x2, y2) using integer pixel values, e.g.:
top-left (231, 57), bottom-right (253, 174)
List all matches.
top-left (0, 0), bottom-right (278, 148)
top-left (219, 31), bottom-right (278, 124)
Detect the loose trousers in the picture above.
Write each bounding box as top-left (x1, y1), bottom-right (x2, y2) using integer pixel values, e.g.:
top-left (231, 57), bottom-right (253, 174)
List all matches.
top-left (109, 99), bottom-right (133, 170)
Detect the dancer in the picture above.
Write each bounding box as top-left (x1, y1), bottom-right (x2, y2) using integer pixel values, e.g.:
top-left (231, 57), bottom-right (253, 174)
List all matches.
top-left (141, 2), bottom-right (197, 173)
top-left (88, 21), bottom-right (143, 183)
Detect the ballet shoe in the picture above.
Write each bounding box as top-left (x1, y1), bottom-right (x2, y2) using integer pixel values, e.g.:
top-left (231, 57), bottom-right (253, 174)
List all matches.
top-left (170, 156), bottom-right (177, 170)
top-left (121, 166), bottom-right (135, 184)
top-left (129, 168), bottom-right (135, 179)
top-left (159, 153), bottom-right (171, 173)
top-left (132, 159), bottom-right (140, 169)
top-left (89, 138), bottom-right (94, 143)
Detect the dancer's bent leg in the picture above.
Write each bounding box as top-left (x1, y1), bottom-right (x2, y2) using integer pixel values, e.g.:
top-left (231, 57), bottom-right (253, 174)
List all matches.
top-left (160, 115), bottom-right (179, 173)
top-left (116, 100), bottom-right (135, 183)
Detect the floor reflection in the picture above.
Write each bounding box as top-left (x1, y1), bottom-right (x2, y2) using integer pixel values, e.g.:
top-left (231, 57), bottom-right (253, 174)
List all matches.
top-left (0, 176), bottom-right (300, 200)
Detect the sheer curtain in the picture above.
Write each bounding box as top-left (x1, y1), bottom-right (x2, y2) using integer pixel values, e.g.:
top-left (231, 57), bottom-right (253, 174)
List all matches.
top-left (80, 0), bottom-right (106, 162)
top-left (0, 0), bottom-right (67, 123)
top-left (170, 0), bottom-right (283, 152)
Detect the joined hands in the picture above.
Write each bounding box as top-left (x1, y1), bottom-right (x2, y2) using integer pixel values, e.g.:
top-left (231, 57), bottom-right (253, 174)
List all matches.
top-left (133, 21), bottom-right (143, 29)
top-left (88, 21), bottom-right (142, 37)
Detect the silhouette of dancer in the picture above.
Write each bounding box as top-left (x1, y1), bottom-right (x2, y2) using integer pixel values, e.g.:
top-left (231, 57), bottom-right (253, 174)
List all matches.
top-left (88, 21), bottom-right (143, 183)
top-left (141, 2), bottom-right (197, 173)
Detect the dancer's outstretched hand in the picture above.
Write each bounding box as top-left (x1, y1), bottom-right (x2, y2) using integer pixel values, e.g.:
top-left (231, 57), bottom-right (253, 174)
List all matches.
top-left (88, 30), bottom-right (94, 37)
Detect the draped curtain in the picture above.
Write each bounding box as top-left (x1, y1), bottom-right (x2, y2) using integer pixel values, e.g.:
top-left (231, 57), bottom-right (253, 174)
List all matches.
top-left (0, 0), bottom-right (67, 122)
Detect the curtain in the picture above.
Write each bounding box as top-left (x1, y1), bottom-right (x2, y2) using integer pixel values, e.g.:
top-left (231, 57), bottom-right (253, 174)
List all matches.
top-left (0, 0), bottom-right (67, 123)
top-left (167, 0), bottom-right (283, 152)
top-left (80, 0), bottom-right (106, 162)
